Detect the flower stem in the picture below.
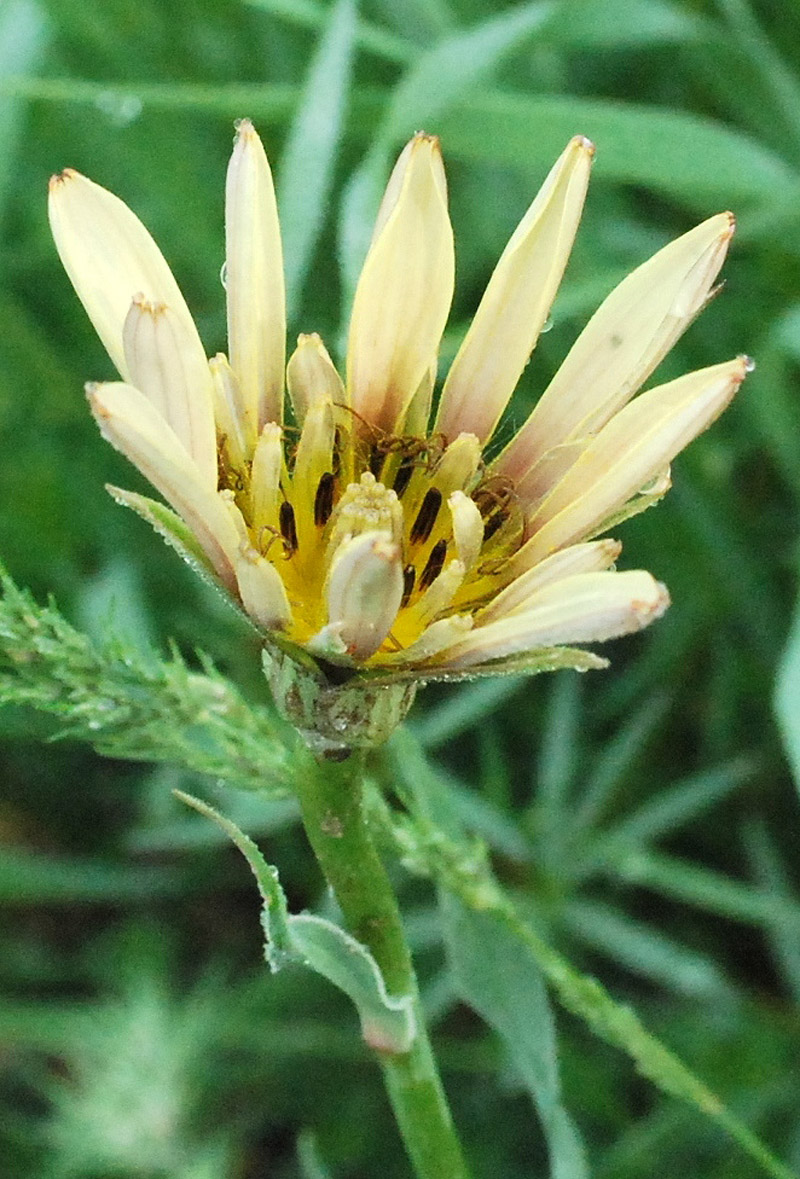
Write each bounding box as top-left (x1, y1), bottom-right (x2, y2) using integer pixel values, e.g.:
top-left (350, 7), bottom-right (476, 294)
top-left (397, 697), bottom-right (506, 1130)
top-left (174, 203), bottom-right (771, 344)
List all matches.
top-left (294, 749), bottom-right (472, 1179)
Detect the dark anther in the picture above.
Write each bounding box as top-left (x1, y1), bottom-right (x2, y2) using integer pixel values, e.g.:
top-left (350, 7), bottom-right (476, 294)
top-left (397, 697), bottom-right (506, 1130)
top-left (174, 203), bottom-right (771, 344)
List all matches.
top-left (314, 472), bottom-right (335, 527)
top-left (368, 443), bottom-right (385, 479)
top-left (331, 427), bottom-right (344, 478)
top-left (393, 456), bottom-right (415, 498)
top-left (401, 564), bottom-right (416, 608)
top-left (279, 500), bottom-right (298, 554)
top-left (410, 488), bottom-right (442, 545)
top-left (483, 509), bottom-right (508, 542)
top-left (419, 539), bottom-right (447, 590)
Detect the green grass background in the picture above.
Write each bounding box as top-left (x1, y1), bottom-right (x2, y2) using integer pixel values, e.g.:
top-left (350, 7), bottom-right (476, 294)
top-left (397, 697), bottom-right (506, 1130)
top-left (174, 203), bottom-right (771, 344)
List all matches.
top-left (1, 0), bottom-right (800, 1175)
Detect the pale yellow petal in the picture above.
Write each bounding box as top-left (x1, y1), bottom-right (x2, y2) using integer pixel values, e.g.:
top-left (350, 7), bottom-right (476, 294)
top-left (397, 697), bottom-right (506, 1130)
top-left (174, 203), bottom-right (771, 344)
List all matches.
top-left (325, 530), bottom-right (404, 660)
top-left (478, 539), bottom-right (621, 623)
top-left (512, 357), bottom-right (749, 573)
top-left (370, 136), bottom-right (416, 245)
top-left (48, 169), bottom-right (199, 382)
top-left (381, 615), bottom-right (473, 665)
top-left (122, 296), bottom-right (217, 487)
top-left (448, 491), bottom-right (484, 572)
top-left (347, 133), bottom-right (454, 434)
top-left (286, 333), bottom-right (344, 426)
top-left (225, 119), bottom-right (286, 430)
top-left (435, 136), bottom-right (593, 446)
top-left (234, 545), bottom-right (293, 632)
top-left (250, 422), bottom-right (284, 539)
top-left (292, 394), bottom-right (336, 549)
top-left (432, 570), bottom-right (669, 669)
top-left (210, 353), bottom-right (250, 471)
top-left (496, 212), bottom-right (735, 483)
top-left (87, 381), bottom-right (239, 590)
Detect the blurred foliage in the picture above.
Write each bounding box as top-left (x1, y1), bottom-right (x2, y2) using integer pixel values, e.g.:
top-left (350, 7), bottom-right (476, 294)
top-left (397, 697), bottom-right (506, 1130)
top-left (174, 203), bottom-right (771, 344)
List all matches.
top-left (1, 0), bottom-right (800, 1175)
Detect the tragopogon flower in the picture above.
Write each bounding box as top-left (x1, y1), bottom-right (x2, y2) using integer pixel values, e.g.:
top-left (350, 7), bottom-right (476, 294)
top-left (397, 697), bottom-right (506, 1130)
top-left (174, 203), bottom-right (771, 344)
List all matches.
top-left (49, 122), bottom-right (747, 749)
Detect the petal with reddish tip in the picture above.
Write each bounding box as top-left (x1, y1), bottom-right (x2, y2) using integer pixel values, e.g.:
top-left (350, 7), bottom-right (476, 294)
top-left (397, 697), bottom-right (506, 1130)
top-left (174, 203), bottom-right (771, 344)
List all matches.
top-left (513, 357), bottom-right (749, 573)
top-left (436, 136), bottom-right (593, 446)
top-left (347, 133), bottom-right (454, 435)
top-left (496, 212), bottom-right (735, 483)
top-left (225, 119), bottom-right (286, 430)
top-left (432, 570), bottom-right (669, 669)
top-left (48, 169), bottom-right (199, 383)
top-left (478, 539), bottom-right (621, 624)
top-left (87, 381), bottom-right (240, 590)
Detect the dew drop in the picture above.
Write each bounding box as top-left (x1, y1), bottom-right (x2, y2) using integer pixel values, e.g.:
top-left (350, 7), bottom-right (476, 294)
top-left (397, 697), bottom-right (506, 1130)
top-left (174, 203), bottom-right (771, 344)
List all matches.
top-left (219, 260), bottom-right (228, 291)
top-left (94, 90), bottom-right (143, 127)
top-left (541, 316), bottom-right (554, 334)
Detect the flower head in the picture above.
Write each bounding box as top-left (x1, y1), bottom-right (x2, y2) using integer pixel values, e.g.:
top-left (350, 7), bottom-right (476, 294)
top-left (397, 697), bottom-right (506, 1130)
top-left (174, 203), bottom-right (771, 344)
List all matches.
top-left (49, 121), bottom-right (747, 747)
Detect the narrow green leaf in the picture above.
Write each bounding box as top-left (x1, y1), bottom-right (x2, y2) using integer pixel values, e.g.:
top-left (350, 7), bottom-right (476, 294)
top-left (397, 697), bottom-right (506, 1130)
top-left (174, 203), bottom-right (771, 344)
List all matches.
top-left (435, 91), bottom-right (797, 208)
top-left (279, 0), bottom-right (357, 320)
top-left (290, 915), bottom-right (415, 1053)
top-left (0, 847), bottom-right (178, 903)
top-left (297, 1129), bottom-right (333, 1179)
top-left (541, 0), bottom-right (706, 47)
top-left (442, 894), bottom-right (589, 1179)
top-left (775, 584), bottom-right (800, 794)
top-left (176, 791), bottom-right (415, 1053)
top-left (609, 849), bottom-right (800, 933)
top-left (383, 2), bottom-right (554, 140)
top-left (0, 0), bottom-right (48, 222)
top-left (571, 695), bottom-right (669, 834)
top-left (247, 0), bottom-right (413, 63)
top-left (412, 675), bottom-right (525, 749)
top-left (564, 899), bottom-right (732, 998)
top-left (535, 674), bottom-right (582, 860)
top-left (595, 758), bottom-right (753, 852)
top-left (383, 731), bottom-right (795, 1179)
top-left (744, 821), bottom-right (800, 1004)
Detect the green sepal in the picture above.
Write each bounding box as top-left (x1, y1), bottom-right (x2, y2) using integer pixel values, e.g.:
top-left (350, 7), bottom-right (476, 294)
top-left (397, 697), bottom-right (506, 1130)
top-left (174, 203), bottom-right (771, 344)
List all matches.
top-left (363, 645), bottom-right (608, 686)
top-left (175, 791), bottom-right (415, 1053)
top-left (106, 486), bottom-right (229, 599)
top-left (262, 644), bottom-right (418, 755)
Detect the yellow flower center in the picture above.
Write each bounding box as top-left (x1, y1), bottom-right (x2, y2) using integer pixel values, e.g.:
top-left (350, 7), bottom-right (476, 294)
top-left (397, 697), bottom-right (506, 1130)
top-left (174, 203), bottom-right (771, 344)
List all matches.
top-left (218, 413), bottom-right (525, 661)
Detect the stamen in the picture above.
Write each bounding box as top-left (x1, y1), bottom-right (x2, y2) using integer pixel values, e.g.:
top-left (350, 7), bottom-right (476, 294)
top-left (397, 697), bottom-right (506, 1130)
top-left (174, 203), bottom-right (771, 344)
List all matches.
top-left (368, 443), bottom-right (385, 479)
top-left (410, 488), bottom-right (442, 545)
top-left (314, 472), bottom-right (335, 527)
top-left (401, 563), bottom-right (416, 607)
top-left (279, 500), bottom-right (298, 554)
top-left (419, 538), bottom-right (447, 590)
top-left (393, 456), bottom-right (415, 498)
top-left (483, 510), bottom-right (508, 542)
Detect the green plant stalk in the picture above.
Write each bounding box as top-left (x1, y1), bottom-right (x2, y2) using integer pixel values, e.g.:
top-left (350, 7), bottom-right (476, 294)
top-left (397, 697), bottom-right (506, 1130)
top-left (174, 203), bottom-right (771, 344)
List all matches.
top-left (293, 749), bottom-right (471, 1179)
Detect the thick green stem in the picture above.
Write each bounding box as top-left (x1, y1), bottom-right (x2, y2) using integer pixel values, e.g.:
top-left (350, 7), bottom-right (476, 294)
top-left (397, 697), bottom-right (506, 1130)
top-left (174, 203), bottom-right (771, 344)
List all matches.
top-left (294, 750), bottom-right (471, 1179)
